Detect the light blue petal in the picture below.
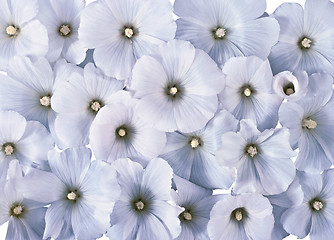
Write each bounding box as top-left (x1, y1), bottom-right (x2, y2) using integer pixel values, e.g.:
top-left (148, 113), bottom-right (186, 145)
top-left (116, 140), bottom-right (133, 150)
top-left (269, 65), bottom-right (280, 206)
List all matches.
top-left (6, 218), bottom-right (29, 240)
top-left (182, 49), bottom-right (225, 96)
top-left (190, 150), bottom-right (235, 189)
top-left (136, 212), bottom-right (173, 240)
top-left (243, 211), bottom-right (274, 240)
top-left (160, 145), bottom-right (194, 180)
top-left (272, 3), bottom-right (304, 43)
top-left (48, 147), bottom-right (91, 187)
top-left (204, 109), bottom-right (239, 150)
top-left (208, 215), bottom-right (247, 240)
top-left (269, 42), bottom-right (302, 75)
top-left (271, 206), bottom-right (289, 240)
top-left (296, 131), bottom-right (332, 173)
top-left (297, 171), bottom-right (322, 202)
top-left (22, 168), bottom-right (66, 204)
top-left (233, 157), bottom-right (262, 194)
top-left (141, 158), bottom-right (173, 201)
top-left (310, 206), bottom-right (334, 240)
top-left (304, 0), bottom-right (334, 36)
top-left (149, 201), bottom-right (183, 239)
top-left (80, 160), bottom-right (120, 208)
top-left (112, 158), bottom-right (143, 201)
top-left (278, 101), bottom-right (304, 149)
top-left (321, 169), bottom-right (334, 199)
top-left (0, 111), bottom-right (26, 142)
top-left (71, 200), bottom-right (109, 240)
top-left (268, 176), bottom-right (304, 208)
top-left (94, 39), bottom-right (135, 79)
top-left (16, 121), bottom-right (54, 166)
top-left (43, 200), bottom-right (73, 239)
top-left (239, 119), bottom-right (261, 142)
top-left (215, 132), bottom-right (246, 168)
top-left (282, 204), bottom-right (312, 238)
top-left (175, 18), bottom-right (214, 53)
top-left (173, 175), bottom-right (212, 204)
top-left (175, 225), bottom-right (194, 240)
top-left (174, 94), bottom-right (218, 133)
top-left (228, 17), bottom-right (279, 60)
top-left (54, 112), bottom-right (93, 148)
top-left (21, 207), bottom-right (46, 240)
top-left (209, 40), bottom-right (244, 67)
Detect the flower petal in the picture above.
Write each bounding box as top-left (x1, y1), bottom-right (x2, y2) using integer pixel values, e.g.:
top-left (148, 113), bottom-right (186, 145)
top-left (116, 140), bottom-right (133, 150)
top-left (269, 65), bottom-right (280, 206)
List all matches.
top-left (281, 203), bottom-right (312, 238)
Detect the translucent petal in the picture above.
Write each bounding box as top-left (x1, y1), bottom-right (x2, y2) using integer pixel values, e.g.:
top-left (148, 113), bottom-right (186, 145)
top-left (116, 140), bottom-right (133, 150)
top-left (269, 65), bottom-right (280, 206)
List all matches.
top-left (6, 218), bottom-right (29, 240)
top-left (141, 158), bottom-right (173, 201)
top-left (272, 3), bottom-right (304, 43)
top-left (21, 207), bottom-right (47, 240)
top-left (281, 204), bottom-right (312, 238)
top-left (228, 17), bottom-right (279, 60)
top-left (0, 111), bottom-right (26, 143)
top-left (48, 147), bottom-right (91, 187)
top-left (43, 200), bottom-right (73, 239)
top-left (22, 168), bottom-right (66, 203)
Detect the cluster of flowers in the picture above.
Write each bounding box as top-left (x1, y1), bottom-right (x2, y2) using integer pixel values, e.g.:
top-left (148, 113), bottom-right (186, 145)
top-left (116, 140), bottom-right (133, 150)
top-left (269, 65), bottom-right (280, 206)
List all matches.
top-left (0, 0), bottom-right (334, 239)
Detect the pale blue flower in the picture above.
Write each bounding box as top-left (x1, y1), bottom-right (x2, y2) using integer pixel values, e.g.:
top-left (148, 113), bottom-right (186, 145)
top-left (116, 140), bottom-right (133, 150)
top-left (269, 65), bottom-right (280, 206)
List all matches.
top-left (37, 0), bottom-right (86, 64)
top-left (171, 176), bottom-right (222, 239)
top-left (281, 170), bottom-right (334, 240)
top-left (52, 63), bottom-right (124, 148)
top-left (279, 73), bottom-right (334, 173)
top-left (107, 158), bottom-right (182, 240)
top-left (79, 0), bottom-right (176, 79)
top-left (90, 92), bottom-right (166, 164)
top-left (273, 71), bottom-right (309, 101)
top-left (219, 56), bottom-right (282, 131)
top-left (269, 0), bottom-right (334, 75)
top-left (130, 40), bottom-right (225, 133)
top-left (174, 0), bottom-right (279, 67)
top-left (216, 119), bottom-right (296, 195)
top-left (0, 160), bottom-right (47, 240)
top-left (159, 110), bottom-right (237, 189)
top-left (207, 193), bottom-right (274, 240)
top-left (22, 147), bottom-right (121, 240)
top-left (0, 0), bottom-right (48, 70)
top-left (0, 56), bottom-right (80, 131)
top-left (0, 111), bottom-right (54, 182)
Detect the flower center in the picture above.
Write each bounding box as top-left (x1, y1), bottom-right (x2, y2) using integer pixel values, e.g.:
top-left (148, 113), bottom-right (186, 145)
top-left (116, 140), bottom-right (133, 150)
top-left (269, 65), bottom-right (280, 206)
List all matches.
top-left (302, 118), bottom-right (317, 129)
top-left (3, 143), bottom-right (15, 156)
top-left (67, 191), bottom-right (77, 201)
top-left (183, 211), bottom-right (192, 221)
top-left (312, 200), bottom-right (323, 211)
top-left (135, 200), bottom-right (145, 211)
top-left (169, 87), bottom-right (178, 96)
top-left (283, 82), bottom-right (295, 96)
top-left (215, 28), bottom-right (226, 39)
top-left (90, 101), bottom-right (101, 112)
top-left (243, 88), bottom-right (252, 97)
top-left (124, 28), bottom-right (134, 38)
top-left (300, 37), bottom-right (312, 49)
top-left (59, 24), bottom-right (71, 36)
top-left (247, 145), bottom-right (257, 158)
top-left (234, 210), bottom-right (243, 221)
top-left (190, 137), bottom-right (200, 149)
top-left (40, 96), bottom-right (51, 107)
top-left (6, 25), bottom-right (16, 35)
top-left (13, 205), bottom-right (23, 215)
top-left (118, 128), bottom-right (126, 137)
